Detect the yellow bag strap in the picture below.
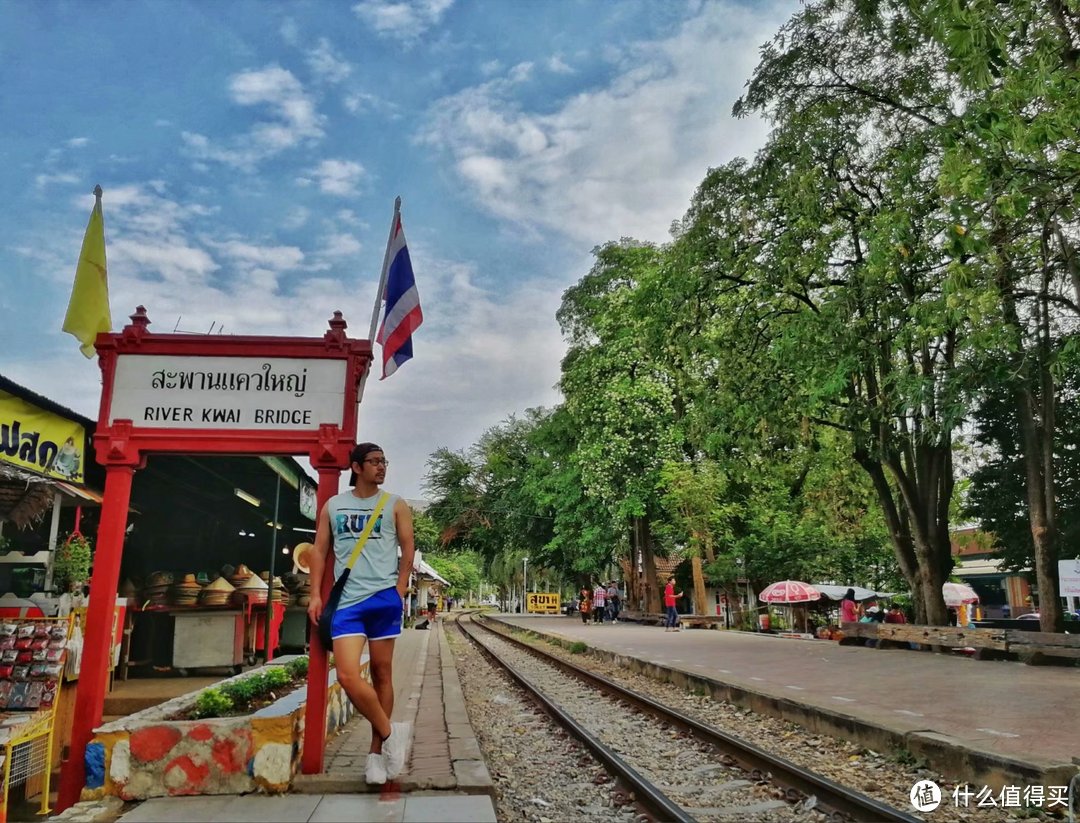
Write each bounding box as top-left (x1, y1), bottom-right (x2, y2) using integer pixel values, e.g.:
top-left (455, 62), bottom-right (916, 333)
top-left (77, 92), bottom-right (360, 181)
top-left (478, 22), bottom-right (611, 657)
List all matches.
top-left (344, 493), bottom-right (391, 571)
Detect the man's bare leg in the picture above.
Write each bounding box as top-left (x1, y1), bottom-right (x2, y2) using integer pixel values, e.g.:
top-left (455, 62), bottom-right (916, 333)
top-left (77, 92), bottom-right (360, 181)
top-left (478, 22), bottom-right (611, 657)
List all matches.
top-left (333, 635), bottom-right (391, 741)
top-left (366, 638), bottom-right (395, 754)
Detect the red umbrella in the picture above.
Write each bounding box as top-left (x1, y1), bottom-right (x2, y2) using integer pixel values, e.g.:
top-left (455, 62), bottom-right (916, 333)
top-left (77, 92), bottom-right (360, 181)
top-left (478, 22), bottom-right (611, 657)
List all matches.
top-left (759, 580), bottom-right (821, 604)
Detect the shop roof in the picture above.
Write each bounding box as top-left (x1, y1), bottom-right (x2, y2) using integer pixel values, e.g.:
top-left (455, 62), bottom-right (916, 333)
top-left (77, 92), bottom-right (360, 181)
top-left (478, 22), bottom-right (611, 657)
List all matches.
top-left (0, 374), bottom-right (96, 430)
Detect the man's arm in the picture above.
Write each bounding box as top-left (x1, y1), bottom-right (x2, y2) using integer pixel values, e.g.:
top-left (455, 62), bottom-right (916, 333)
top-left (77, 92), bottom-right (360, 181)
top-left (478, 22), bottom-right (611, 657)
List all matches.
top-left (306, 503), bottom-right (333, 625)
top-left (395, 498), bottom-right (415, 598)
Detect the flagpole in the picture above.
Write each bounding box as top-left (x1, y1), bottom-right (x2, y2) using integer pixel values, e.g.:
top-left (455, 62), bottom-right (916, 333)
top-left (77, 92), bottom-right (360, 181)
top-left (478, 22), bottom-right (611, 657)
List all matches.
top-left (357, 197), bottom-right (401, 404)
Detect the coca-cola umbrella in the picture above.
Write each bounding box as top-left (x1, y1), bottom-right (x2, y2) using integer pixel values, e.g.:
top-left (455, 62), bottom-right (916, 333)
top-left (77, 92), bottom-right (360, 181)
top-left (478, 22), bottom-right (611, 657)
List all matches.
top-left (759, 580), bottom-right (822, 604)
top-left (942, 582), bottom-right (979, 607)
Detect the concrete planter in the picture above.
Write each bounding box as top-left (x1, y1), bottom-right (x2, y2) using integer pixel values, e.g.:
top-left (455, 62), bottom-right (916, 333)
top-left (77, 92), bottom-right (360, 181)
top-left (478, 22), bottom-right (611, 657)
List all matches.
top-left (80, 658), bottom-right (359, 801)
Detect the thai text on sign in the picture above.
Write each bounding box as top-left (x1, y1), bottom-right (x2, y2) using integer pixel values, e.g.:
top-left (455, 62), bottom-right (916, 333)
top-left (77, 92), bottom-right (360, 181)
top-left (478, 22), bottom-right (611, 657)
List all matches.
top-left (108, 355), bottom-right (347, 431)
top-left (526, 593), bottom-right (561, 614)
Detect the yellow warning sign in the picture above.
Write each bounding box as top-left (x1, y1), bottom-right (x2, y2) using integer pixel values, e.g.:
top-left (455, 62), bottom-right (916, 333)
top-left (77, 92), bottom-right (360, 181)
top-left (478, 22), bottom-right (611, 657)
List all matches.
top-left (526, 592), bottom-right (560, 614)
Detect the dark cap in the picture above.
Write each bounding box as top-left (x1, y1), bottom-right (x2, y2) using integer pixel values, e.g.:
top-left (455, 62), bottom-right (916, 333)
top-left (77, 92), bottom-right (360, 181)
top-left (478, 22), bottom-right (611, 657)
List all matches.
top-left (350, 442), bottom-right (383, 465)
top-left (348, 442), bottom-right (383, 485)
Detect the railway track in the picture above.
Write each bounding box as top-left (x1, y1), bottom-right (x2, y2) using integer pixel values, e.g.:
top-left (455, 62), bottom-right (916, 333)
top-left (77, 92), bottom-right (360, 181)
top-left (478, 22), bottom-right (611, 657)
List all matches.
top-left (457, 613), bottom-right (920, 823)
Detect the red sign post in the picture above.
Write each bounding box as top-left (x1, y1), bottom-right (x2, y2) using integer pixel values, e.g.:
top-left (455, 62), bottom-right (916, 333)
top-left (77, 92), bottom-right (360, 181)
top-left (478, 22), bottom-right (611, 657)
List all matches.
top-left (57, 307), bottom-right (370, 810)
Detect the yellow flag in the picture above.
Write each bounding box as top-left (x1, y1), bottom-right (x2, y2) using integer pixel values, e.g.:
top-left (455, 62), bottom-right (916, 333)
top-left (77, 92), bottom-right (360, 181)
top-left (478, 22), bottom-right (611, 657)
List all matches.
top-left (62, 187), bottom-right (112, 358)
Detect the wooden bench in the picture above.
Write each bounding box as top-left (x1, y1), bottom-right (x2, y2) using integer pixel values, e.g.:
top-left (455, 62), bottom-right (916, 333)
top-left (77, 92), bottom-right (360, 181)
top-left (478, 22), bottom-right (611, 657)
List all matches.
top-left (839, 622), bottom-right (1080, 664)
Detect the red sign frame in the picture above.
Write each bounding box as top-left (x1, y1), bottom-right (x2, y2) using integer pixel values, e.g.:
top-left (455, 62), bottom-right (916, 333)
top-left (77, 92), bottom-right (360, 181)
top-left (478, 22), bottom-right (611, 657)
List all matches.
top-left (58, 306), bottom-right (370, 810)
top-left (93, 305), bottom-right (368, 468)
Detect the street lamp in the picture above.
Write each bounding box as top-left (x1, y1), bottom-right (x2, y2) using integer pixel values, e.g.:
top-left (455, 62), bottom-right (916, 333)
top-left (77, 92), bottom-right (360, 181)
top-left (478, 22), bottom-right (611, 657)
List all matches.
top-left (523, 557), bottom-right (529, 613)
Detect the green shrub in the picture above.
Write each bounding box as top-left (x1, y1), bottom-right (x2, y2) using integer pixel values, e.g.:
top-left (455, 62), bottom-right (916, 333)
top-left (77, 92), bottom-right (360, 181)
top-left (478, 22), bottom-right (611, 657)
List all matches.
top-left (285, 656), bottom-right (309, 680)
top-left (221, 675), bottom-right (262, 705)
top-left (569, 641), bottom-right (587, 654)
top-left (192, 688), bottom-right (233, 719)
top-left (264, 667), bottom-right (290, 689)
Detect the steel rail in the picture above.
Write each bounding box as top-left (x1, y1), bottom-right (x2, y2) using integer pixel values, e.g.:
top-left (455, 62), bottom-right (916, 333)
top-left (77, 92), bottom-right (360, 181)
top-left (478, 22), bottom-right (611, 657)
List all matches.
top-left (475, 614), bottom-right (921, 823)
top-left (456, 615), bottom-right (697, 823)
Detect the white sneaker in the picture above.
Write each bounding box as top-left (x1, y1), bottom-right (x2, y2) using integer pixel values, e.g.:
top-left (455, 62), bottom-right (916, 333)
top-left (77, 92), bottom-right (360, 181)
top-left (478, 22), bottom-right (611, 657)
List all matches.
top-left (382, 721), bottom-right (411, 779)
top-left (365, 753), bottom-right (387, 785)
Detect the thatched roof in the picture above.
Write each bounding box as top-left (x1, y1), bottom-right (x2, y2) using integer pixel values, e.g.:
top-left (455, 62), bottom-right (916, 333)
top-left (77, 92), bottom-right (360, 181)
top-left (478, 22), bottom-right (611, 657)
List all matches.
top-left (0, 463), bottom-right (56, 530)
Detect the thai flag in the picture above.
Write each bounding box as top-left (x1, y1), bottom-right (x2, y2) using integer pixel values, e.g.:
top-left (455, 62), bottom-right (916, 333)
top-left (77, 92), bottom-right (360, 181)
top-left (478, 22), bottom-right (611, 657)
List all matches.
top-left (375, 212), bottom-right (423, 379)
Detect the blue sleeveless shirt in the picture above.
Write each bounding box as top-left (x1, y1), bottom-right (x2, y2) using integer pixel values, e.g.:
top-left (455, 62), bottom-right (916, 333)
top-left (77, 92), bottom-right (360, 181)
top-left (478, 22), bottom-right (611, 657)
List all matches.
top-left (326, 489), bottom-right (401, 608)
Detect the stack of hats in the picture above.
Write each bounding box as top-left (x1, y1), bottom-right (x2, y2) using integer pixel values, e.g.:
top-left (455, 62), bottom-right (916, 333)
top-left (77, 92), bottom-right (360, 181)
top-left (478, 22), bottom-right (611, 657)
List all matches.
top-left (170, 574), bottom-right (202, 606)
top-left (142, 572), bottom-right (173, 605)
top-left (229, 564), bottom-right (253, 589)
top-left (259, 572), bottom-right (289, 606)
top-left (294, 574), bottom-right (311, 607)
top-left (233, 573), bottom-right (268, 606)
top-left (199, 576), bottom-right (235, 607)
top-left (118, 578), bottom-right (138, 599)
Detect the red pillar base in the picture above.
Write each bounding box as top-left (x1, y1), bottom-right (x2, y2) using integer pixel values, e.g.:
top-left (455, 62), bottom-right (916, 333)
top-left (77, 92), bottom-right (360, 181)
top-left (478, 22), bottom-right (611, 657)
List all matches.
top-left (57, 465), bottom-right (135, 812)
top-left (301, 467), bottom-right (341, 774)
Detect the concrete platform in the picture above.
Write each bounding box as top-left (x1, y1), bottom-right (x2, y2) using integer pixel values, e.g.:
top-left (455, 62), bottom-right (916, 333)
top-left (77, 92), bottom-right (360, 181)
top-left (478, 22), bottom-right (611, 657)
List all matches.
top-left (116, 792), bottom-right (496, 823)
top-left (494, 614), bottom-right (1079, 789)
top-left (293, 617), bottom-right (492, 795)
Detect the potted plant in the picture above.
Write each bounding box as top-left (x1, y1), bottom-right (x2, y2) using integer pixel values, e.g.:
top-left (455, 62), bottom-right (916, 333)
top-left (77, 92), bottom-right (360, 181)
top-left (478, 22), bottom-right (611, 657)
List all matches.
top-left (54, 533), bottom-right (93, 593)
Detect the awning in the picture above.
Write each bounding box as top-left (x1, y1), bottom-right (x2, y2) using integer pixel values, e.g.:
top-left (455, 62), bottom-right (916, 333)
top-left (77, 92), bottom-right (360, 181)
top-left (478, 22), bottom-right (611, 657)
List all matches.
top-left (415, 559), bottom-right (449, 586)
top-left (54, 481), bottom-right (105, 505)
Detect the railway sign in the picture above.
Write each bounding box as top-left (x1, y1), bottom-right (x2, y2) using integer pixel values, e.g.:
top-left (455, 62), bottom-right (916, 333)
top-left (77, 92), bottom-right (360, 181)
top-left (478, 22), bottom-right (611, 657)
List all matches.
top-left (526, 592), bottom-right (560, 614)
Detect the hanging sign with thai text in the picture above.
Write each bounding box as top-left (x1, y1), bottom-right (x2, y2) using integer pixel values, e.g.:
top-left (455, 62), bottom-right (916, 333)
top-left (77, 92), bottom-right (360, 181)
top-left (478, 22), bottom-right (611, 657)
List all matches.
top-left (108, 355), bottom-right (347, 431)
top-left (0, 390), bottom-right (86, 482)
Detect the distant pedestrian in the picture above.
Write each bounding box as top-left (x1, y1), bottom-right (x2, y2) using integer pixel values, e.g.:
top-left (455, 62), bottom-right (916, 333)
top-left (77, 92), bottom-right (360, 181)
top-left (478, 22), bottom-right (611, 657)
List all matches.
top-left (606, 581), bottom-right (620, 623)
top-left (579, 586), bottom-right (591, 625)
top-left (664, 576), bottom-right (683, 632)
top-left (885, 605), bottom-right (906, 624)
top-left (839, 588), bottom-right (859, 624)
top-left (592, 582), bottom-right (607, 624)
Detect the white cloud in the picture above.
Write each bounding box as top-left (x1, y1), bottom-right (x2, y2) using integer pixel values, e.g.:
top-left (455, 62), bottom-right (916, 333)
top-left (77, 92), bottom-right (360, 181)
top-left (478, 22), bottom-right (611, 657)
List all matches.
top-left (353, 0), bottom-right (454, 43)
top-left (318, 232), bottom-right (362, 258)
top-left (299, 159), bottom-right (365, 196)
top-left (357, 250), bottom-right (564, 498)
top-left (280, 17), bottom-right (300, 46)
top-left (35, 172), bottom-right (79, 189)
top-left (182, 66), bottom-right (325, 171)
top-left (211, 239), bottom-right (305, 271)
top-left (419, 1), bottom-right (786, 246)
top-left (283, 206), bottom-right (311, 229)
top-left (66, 137), bottom-right (90, 148)
top-left (547, 55), bottom-right (574, 75)
top-left (307, 38), bottom-right (353, 84)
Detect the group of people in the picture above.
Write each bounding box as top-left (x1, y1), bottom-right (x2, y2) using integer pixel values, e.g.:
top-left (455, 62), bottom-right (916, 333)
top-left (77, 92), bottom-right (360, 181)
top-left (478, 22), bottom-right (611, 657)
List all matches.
top-left (839, 588), bottom-right (907, 624)
top-left (578, 580), bottom-right (622, 624)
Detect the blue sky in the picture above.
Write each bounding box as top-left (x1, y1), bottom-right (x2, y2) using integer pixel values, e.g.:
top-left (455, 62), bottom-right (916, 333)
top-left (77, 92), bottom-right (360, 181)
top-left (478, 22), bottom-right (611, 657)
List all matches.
top-left (1, 0), bottom-right (793, 499)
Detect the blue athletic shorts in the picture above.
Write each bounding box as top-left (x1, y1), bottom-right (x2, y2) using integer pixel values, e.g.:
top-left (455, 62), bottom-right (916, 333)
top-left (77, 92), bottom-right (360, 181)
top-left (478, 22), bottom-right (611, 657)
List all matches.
top-left (331, 587), bottom-right (403, 641)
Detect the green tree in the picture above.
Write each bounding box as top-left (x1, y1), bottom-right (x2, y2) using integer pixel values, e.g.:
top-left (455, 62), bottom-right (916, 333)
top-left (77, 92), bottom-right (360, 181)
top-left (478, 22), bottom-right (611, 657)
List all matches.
top-left (558, 241), bottom-right (682, 612)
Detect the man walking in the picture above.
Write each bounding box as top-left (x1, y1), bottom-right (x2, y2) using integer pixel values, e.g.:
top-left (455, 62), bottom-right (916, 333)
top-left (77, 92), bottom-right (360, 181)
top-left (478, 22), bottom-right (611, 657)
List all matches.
top-left (592, 581), bottom-right (607, 624)
top-left (606, 581), bottom-right (620, 623)
top-left (308, 443), bottom-right (414, 785)
top-left (664, 576), bottom-right (683, 632)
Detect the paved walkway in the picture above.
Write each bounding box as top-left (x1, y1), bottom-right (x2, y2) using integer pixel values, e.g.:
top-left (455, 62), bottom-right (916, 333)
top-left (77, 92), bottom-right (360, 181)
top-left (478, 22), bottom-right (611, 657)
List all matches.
top-left (116, 792), bottom-right (496, 822)
top-left (77, 618), bottom-right (495, 822)
top-left (494, 615), bottom-right (1079, 778)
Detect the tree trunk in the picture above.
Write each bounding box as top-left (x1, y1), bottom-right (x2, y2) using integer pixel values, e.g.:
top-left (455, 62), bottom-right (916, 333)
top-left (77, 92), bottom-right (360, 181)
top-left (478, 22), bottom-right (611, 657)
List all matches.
top-left (634, 515), bottom-right (660, 613)
top-left (996, 248), bottom-right (1064, 634)
top-left (1016, 382), bottom-right (1064, 632)
top-left (626, 524), bottom-right (639, 609)
top-left (691, 555), bottom-right (708, 616)
top-left (854, 451), bottom-right (929, 620)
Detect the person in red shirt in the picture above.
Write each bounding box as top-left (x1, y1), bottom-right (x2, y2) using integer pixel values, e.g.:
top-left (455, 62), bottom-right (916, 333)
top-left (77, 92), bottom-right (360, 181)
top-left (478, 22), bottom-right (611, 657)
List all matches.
top-left (663, 576), bottom-right (683, 632)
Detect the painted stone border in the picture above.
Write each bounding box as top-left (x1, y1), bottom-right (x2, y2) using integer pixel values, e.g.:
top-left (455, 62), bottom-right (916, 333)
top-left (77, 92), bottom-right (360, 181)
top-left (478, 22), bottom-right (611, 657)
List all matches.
top-left (80, 656), bottom-right (362, 801)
